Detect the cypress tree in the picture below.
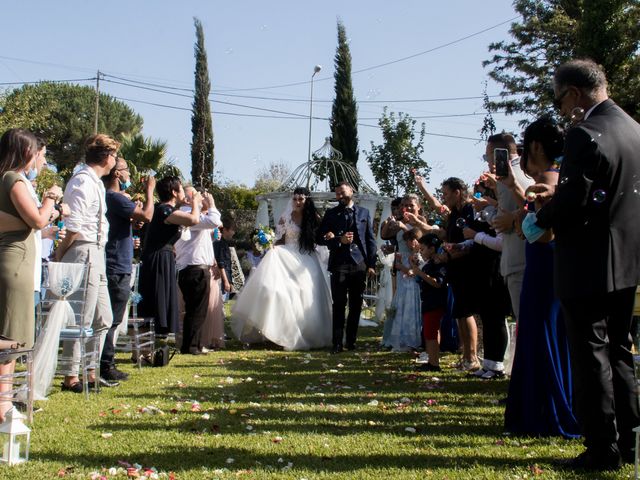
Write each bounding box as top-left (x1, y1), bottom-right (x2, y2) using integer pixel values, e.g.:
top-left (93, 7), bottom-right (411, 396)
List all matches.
top-left (191, 17), bottom-right (215, 190)
top-left (329, 20), bottom-right (359, 188)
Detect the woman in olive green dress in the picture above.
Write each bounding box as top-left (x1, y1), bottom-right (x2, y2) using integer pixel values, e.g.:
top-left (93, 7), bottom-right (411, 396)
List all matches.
top-left (0, 128), bottom-right (62, 421)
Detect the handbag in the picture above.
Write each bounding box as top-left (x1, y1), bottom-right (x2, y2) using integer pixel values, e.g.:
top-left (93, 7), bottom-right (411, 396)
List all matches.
top-left (142, 345), bottom-right (176, 367)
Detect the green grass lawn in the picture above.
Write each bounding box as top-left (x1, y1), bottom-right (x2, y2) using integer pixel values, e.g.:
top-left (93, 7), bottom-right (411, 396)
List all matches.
top-left (0, 322), bottom-right (632, 479)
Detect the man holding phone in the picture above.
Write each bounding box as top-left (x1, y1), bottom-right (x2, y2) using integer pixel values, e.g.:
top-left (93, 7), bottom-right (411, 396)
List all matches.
top-left (484, 133), bottom-right (533, 328)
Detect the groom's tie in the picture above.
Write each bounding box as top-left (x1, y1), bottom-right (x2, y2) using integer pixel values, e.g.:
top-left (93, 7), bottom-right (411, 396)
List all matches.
top-left (342, 206), bottom-right (364, 265)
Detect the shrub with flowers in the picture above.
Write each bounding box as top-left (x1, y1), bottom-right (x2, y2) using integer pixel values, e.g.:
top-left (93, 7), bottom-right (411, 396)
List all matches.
top-left (252, 225), bottom-right (275, 253)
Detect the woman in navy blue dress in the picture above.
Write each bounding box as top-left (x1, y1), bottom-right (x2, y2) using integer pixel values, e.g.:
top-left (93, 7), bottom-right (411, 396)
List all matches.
top-left (503, 118), bottom-right (580, 438)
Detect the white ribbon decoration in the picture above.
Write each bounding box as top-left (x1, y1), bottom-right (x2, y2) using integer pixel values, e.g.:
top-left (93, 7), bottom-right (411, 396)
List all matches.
top-left (31, 262), bottom-right (85, 400)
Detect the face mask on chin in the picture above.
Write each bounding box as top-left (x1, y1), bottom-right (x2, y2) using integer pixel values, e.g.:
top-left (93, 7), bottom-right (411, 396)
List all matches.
top-left (119, 180), bottom-right (132, 191)
top-left (26, 168), bottom-right (38, 181)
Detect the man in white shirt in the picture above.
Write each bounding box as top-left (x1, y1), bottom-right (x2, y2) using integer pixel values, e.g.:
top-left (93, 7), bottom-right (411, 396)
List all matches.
top-left (175, 187), bottom-right (222, 355)
top-left (55, 134), bottom-right (118, 392)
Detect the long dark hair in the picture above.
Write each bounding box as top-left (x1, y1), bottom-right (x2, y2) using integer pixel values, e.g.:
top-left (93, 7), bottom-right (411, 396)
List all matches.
top-left (294, 186), bottom-right (319, 254)
top-left (0, 128), bottom-right (37, 176)
top-left (521, 117), bottom-right (564, 174)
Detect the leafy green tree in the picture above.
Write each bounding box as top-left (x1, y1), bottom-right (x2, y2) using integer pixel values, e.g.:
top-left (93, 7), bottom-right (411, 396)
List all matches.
top-left (210, 182), bottom-right (259, 212)
top-left (329, 20), bottom-right (359, 187)
top-left (484, 0), bottom-right (640, 121)
top-left (191, 17), bottom-right (215, 190)
top-left (254, 161), bottom-right (291, 193)
top-left (0, 82), bottom-right (142, 176)
top-left (364, 109), bottom-right (429, 197)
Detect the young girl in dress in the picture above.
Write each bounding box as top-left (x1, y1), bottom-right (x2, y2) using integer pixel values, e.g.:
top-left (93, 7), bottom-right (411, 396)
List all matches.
top-left (382, 227), bottom-right (423, 352)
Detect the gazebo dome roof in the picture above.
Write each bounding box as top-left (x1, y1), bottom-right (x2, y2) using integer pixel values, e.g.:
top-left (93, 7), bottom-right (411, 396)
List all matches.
top-left (279, 137), bottom-right (376, 194)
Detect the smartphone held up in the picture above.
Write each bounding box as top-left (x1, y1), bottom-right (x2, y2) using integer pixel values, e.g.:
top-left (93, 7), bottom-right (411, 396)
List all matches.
top-left (494, 148), bottom-right (509, 177)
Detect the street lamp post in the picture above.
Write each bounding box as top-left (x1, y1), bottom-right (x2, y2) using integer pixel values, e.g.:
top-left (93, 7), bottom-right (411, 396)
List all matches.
top-left (306, 64), bottom-right (322, 187)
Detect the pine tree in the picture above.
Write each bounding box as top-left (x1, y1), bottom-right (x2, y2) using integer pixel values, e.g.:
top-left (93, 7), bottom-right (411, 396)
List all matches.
top-left (329, 20), bottom-right (359, 188)
top-left (191, 17), bottom-right (215, 190)
top-left (484, 0), bottom-right (640, 122)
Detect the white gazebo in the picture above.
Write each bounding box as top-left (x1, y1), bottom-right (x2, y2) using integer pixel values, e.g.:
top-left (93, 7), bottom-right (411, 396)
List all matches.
top-left (255, 138), bottom-right (392, 244)
top-left (254, 138), bottom-right (394, 324)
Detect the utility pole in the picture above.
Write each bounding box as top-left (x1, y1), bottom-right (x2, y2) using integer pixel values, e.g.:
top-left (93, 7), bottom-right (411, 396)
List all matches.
top-left (94, 70), bottom-right (100, 134)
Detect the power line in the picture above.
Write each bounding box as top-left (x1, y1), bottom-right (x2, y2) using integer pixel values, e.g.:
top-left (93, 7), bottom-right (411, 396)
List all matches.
top-left (214, 16), bottom-right (520, 92)
top-left (357, 122), bottom-right (481, 141)
top-left (112, 96), bottom-right (329, 120)
top-left (0, 15), bottom-right (519, 96)
top-left (0, 77), bottom-right (96, 86)
top-left (114, 95), bottom-right (482, 141)
top-left (0, 55), bottom-right (97, 74)
top-left (102, 72), bottom-right (519, 105)
top-left (102, 78), bottom-right (310, 117)
top-left (351, 17), bottom-right (518, 75)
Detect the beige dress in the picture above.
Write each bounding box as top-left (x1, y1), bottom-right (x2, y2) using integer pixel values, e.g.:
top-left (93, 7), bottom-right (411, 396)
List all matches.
top-left (0, 171), bottom-right (35, 348)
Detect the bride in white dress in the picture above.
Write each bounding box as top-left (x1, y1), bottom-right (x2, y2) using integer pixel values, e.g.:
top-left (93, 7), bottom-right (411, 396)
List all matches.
top-left (231, 187), bottom-right (332, 350)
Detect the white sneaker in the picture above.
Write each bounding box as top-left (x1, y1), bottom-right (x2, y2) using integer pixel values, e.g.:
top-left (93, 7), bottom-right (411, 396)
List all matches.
top-left (415, 352), bottom-right (429, 364)
top-left (480, 369), bottom-right (505, 380)
top-left (471, 368), bottom-right (487, 377)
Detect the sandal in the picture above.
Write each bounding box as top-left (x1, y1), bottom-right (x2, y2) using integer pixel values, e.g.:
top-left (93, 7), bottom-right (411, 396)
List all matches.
top-left (0, 338), bottom-right (24, 350)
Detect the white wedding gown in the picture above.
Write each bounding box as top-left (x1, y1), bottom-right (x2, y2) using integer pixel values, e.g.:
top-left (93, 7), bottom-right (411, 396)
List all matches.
top-left (231, 215), bottom-right (333, 350)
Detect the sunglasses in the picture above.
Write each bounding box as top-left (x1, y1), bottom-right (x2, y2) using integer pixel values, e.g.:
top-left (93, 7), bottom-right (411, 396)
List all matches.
top-left (553, 88), bottom-right (570, 110)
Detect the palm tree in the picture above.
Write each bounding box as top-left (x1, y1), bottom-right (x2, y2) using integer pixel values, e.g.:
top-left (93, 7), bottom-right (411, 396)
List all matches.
top-left (118, 133), bottom-right (174, 199)
top-left (119, 133), bottom-right (168, 174)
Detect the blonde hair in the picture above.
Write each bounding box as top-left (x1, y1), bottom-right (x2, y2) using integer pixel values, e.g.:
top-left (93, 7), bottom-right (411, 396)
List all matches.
top-left (85, 134), bottom-right (121, 164)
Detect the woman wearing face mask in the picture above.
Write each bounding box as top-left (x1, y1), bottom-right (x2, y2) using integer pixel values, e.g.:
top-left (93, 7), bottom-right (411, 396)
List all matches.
top-left (0, 128), bottom-right (63, 420)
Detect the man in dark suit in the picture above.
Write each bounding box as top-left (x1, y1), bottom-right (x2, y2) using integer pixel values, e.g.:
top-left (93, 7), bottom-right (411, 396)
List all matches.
top-left (532, 59), bottom-right (640, 471)
top-left (317, 182), bottom-right (377, 353)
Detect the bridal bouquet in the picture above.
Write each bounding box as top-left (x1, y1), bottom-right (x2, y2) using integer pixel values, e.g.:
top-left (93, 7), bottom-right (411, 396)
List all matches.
top-left (252, 225), bottom-right (275, 253)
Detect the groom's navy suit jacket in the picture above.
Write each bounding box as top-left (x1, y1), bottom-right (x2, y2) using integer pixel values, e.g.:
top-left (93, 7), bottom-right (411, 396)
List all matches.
top-left (317, 203), bottom-right (377, 272)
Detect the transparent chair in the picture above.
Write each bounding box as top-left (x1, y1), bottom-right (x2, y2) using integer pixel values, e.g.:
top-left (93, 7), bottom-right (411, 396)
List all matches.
top-left (38, 262), bottom-right (98, 399)
top-left (0, 346), bottom-right (34, 424)
top-left (359, 272), bottom-right (380, 326)
top-left (115, 263), bottom-right (155, 369)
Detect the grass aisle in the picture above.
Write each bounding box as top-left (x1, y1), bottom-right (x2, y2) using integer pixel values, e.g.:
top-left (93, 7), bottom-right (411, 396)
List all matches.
top-left (0, 324), bottom-right (631, 479)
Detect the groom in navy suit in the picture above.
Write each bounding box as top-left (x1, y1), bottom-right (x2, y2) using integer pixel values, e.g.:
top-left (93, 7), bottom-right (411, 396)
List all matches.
top-left (317, 182), bottom-right (377, 353)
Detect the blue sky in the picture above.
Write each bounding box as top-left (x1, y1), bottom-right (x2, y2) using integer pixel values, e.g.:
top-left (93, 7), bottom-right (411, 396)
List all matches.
top-left (0, 0), bottom-right (526, 192)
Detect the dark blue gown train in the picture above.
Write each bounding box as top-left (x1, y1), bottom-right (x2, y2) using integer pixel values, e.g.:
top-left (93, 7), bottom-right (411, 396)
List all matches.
top-left (504, 242), bottom-right (580, 438)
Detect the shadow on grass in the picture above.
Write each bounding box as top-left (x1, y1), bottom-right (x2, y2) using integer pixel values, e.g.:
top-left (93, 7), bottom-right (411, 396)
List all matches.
top-left (35, 447), bottom-right (564, 474)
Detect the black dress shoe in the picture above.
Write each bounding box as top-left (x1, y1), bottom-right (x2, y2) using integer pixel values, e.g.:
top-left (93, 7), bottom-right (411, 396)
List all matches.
top-left (60, 382), bottom-right (83, 393)
top-left (345, 343), bottom-right (356, 351)
top-left (101, 367), bottom-right (129, 381)
top-left (331, 344), bottom-right (343, 354)
top-left (563, 449), bottom-right (622, 471)
top-left (88, 377), bottom-right (120, 389)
